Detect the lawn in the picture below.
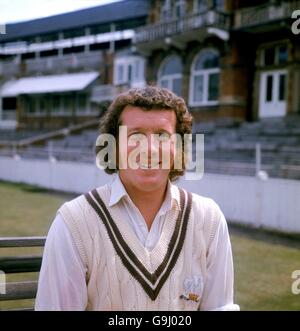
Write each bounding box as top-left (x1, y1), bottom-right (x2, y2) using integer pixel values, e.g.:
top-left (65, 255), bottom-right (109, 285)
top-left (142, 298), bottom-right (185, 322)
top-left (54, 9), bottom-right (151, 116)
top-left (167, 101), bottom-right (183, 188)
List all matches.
top-left (0, 181), bottom-right (300, 311)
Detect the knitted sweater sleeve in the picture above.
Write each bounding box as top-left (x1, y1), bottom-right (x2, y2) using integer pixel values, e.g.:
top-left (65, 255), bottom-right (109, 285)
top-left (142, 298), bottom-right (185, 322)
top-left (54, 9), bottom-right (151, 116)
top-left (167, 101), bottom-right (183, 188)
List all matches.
top-left (35, 214), bottom-right (88, 310)
top-left (199, 198), bottom-right (240, 311)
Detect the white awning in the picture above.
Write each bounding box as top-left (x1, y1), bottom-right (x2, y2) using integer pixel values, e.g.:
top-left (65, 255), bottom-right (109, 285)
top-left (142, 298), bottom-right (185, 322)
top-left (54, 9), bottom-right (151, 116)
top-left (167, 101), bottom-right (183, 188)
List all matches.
top-left (0, 71), bottom-right (99, 97)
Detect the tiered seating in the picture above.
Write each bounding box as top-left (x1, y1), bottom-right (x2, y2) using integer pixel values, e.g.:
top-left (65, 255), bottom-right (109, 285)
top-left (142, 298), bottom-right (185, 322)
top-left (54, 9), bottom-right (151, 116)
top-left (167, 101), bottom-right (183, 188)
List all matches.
top-left (1, 115), bottom-right (300, 180)
top-left (193, 115), bottom-right (300, 179)
top-left (0, 129), bottom-right (49, 142)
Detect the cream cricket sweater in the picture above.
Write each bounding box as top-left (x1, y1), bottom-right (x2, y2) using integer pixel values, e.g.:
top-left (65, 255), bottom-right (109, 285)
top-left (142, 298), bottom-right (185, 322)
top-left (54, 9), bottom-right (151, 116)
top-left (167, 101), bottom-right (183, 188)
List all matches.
top-left (58, 184), bottom-right (227, 311)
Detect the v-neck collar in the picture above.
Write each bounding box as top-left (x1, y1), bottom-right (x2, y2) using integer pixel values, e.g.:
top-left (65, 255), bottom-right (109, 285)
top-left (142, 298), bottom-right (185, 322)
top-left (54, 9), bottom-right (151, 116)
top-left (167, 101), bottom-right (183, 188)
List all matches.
top-left (85, 186), bottom-right (192, 301)
top-left (108, 174), bottom-right (180, 212)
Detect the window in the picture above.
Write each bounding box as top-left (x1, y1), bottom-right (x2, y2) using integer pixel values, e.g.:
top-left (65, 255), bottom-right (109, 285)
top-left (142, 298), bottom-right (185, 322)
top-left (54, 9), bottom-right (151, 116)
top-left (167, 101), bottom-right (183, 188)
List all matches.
top-left (266, 75), bottom-right (273, 102)
top-left (63, 95), bottom-right (73, 113)
top-left (174, 0), bottom-right (185, 18)
top-left (47, 95), bottom-right (73, 116)
top-left (63, 28), bottom-right (85, 39)
top-left (189, 49), bottom-right (220, 106)
top-left (278, 73), bottom-right (286, 101)
top-left (161, 0), bottom-right (172, 21)
top-left (77, 94), bottom-right (88, 113)
top-left (117, 64), bottom-right (124, 83)
top-left (264, 48), bottom-right (275, 66)
top-left (262, 45), bottom-right (288, 66)
top-left (193, 0), bottom-right (207, 13)
top-left (114, 56), bottom-right (145, 87)
top-left (158, 55), bottom-right (183, 96)
top-left (27, 97), bottom-right (36, 114)
top-left (37, 96), bottom-right (47, 114)
top-left (278, 46), bottom-right (288, 64)
top-left (52, 95), bottom-right (61, 113)
top-left (39, 33), bottom-right (58, 43)
top-left (214, 0), bottom-right (224, 10)
top-left (26, 96), bottom-right (47, 115)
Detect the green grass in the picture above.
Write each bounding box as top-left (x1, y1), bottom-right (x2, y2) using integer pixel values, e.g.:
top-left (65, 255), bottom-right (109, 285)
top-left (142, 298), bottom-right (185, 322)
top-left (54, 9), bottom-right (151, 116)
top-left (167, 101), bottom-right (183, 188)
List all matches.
top-left (0, 181), bottom-right (75, 237)
top-left (0, 181), bottom-right (76, 310)
top-left (230, 227), bottom-right (300, 311)
top-left (1, 181), bottom-right (300, 310)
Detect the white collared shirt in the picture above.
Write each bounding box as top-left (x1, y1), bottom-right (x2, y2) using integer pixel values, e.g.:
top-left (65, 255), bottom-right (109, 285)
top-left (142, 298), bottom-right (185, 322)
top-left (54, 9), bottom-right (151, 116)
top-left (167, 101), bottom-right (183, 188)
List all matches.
top-left (35, 175), bottom-right (239, 311)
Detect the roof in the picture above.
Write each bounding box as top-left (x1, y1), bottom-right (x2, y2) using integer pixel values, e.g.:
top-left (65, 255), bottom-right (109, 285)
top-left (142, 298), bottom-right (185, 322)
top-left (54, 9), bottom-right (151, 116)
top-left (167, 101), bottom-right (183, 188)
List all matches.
top-left (0, 72), bottom-right (99, 96)
top-left (0, 0), bottom-right (150, 43)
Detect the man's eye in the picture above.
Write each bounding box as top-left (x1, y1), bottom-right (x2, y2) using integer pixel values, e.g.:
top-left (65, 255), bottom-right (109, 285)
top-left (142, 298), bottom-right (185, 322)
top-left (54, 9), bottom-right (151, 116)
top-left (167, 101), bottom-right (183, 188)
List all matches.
top-left (128, 132), bottom-right (143, 137)
top-left (128, 133), bottom-right (146, 142)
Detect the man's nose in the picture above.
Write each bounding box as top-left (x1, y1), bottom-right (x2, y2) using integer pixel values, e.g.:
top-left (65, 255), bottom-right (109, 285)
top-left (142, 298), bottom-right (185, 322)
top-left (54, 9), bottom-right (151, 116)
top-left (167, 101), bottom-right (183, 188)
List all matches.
top-left (147, 135), bottom-right (160, 155)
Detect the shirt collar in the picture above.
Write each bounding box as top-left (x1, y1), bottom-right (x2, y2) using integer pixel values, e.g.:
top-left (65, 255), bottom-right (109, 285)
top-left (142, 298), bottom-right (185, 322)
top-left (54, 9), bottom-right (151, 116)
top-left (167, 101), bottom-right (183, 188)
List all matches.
top-left (108, 174), bottom-right (181, 211)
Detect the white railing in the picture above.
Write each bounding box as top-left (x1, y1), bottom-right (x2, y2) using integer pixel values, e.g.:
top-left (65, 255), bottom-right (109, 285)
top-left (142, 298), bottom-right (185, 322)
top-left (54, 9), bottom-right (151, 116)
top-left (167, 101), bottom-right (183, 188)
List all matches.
top-left (1, 110), bottom-right (16, 121)
top-left (1, 141), bottom-right (300, 180)
top-left (135, 10), bottom-right (230, 43)
top-left (91, 84), bottom-right (130, 103)
top-left (0, 29), bottom-right (135, 55)
top-left (0, 156), bottom-right (300, 233)
top-left (235, 1), bottom-right (300, 28)
top-left (0, 59), bottom-right (20, 77)
top-left (25, 51), bottom-right (103, 74)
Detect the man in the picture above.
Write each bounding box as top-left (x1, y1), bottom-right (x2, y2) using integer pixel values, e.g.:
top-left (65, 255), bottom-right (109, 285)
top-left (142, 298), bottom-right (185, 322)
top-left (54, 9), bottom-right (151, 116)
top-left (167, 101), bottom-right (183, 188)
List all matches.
top-left (35, 86), bottom-right (239, 311)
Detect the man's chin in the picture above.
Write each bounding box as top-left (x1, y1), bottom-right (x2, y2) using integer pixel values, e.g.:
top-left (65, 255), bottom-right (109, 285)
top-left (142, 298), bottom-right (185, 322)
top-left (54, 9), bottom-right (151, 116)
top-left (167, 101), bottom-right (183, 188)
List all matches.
top-left (133, 169), bottom-right (169, 186)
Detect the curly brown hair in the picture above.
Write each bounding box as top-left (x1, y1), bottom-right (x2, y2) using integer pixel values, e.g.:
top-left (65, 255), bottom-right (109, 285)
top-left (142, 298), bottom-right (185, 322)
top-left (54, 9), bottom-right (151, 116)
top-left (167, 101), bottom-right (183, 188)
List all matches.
top-left (96, 85), bottom-right (193, 181)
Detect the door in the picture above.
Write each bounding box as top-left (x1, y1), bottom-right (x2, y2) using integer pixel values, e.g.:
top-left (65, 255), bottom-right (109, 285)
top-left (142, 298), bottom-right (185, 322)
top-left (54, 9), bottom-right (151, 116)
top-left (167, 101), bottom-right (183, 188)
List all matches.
top-left (259, 70), bottom-right (287, 118)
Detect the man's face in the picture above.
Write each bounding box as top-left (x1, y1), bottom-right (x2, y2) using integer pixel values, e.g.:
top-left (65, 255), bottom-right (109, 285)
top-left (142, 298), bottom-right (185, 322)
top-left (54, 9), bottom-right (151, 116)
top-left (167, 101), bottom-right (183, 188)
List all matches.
top-left (118, 105), bottom-right (177, 192)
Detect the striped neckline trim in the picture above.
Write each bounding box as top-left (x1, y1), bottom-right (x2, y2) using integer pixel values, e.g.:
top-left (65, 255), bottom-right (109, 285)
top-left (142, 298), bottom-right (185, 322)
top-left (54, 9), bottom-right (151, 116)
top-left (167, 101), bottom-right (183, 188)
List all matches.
top-left (84, 187), bottom-right (192, 301)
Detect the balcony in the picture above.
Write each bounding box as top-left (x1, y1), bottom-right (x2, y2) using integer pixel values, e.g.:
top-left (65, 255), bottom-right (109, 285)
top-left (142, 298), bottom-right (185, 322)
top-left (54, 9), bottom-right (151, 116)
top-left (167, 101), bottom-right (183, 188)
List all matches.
top-left (0, 110), bottom-right (17, 129)
top-left (25, 51), bottom-right (103, 75)
top-left (0, 60), bottom-right (20, 78)
top-left (234, 1), bottom-right (300, 31)
top-left (134, 10), bottom-right (230, 52)
top-left (91, 84), bottom-right (130, 103)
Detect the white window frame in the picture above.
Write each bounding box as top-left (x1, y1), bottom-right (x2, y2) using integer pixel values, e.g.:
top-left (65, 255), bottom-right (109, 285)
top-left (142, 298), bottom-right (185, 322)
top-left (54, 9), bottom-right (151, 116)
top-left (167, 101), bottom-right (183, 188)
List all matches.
top-left (26, 95), bottom-right (47, 117)
top-left (50, 94), bottom-right (74, 117)
top-left (260, 44), bottom-right (288, 67)
top-left (158, 73), bottom-right (183, 93)
top-left (161, 0), bottom-right (172, 21)
top-left (174, 0), bottom-right (186, 18)
top-left (157, 55), bottom-right (183, 95)
top-left (193, 0), bottom-right (208, 14)
top-left (114, 56), bottom-right (145, 87)
top-left (189, 49), bottom-right (220, 107)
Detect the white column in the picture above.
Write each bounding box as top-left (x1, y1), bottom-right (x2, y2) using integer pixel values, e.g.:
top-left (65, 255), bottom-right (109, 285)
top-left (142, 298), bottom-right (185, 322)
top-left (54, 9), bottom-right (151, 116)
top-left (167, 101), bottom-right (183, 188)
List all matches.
top-left (58, 32), bottom-right (64, 57)
top-left (35, 36), bottom-right (41, 59)
top-left (109, 23), bottom-right (116, 54)
top-left (85, 27), bottom-right (90, 53)
top-left (0, 96), bottom-right (2, 122)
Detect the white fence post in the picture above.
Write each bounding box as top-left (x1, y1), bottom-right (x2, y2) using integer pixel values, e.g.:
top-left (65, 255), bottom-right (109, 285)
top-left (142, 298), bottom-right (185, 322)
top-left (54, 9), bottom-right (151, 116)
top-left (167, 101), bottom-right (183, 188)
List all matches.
top-left (0, 270), bottom-right (6, 295)
top-left (256, 143), bottom-right (261, 176)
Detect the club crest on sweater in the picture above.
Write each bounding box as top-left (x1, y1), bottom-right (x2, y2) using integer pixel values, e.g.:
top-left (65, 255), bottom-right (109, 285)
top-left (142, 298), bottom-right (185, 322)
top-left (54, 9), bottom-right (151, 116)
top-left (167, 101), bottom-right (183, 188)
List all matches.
top-left (180, 275), bottom-right (203, 302)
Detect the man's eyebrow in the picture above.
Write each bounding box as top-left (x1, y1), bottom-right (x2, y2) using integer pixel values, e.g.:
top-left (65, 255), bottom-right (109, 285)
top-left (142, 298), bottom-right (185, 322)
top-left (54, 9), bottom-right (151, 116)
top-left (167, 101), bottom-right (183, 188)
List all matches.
top-left (127, 127), bottom-right (145, 132)
top-left (127, 127), bottom-right (173, 134)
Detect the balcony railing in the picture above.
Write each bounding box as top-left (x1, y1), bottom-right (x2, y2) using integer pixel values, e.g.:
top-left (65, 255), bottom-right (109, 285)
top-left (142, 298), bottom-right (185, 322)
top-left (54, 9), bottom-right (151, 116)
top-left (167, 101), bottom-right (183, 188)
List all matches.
top-left (25, 51), bottom-right (103, 75)
top-left (0, 110), bottom-right (17, 129)
top-left (91, 84), bottom-right (130, 103)
top-left (0, 60), bottom-right (20, 77)
top-left (1, 110), bottom-right (17, 121)
top-left (235, 1), bottom-right (300, 29)
top-left (135, 10), bottom-right (230, 44)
